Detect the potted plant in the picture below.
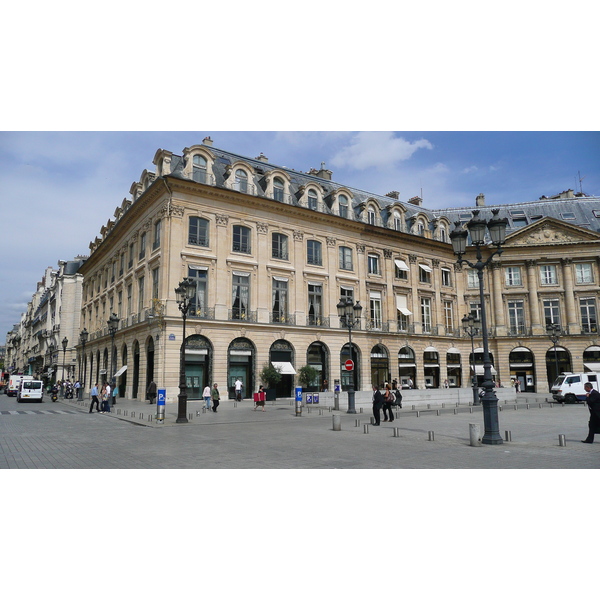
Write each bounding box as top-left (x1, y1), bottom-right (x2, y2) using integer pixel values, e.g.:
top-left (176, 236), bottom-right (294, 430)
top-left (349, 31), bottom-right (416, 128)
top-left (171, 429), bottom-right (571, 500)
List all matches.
top-left (297, 364), bottom-right (319, 392)
top-left (259, 363), bottom-right (282, 402)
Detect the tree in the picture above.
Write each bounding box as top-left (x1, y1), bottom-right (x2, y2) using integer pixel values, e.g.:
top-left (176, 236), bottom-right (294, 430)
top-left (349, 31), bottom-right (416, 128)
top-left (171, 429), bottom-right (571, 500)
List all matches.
top-left (259, 363), bottom-right (282, 389)
top-left (297, 364), bottom-right (319, 390)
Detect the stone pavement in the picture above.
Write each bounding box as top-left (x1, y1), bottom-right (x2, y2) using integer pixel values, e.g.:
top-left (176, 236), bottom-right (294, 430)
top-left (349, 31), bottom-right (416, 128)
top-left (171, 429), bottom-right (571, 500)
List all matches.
top-left (0, 391), bottom-right (597, 468)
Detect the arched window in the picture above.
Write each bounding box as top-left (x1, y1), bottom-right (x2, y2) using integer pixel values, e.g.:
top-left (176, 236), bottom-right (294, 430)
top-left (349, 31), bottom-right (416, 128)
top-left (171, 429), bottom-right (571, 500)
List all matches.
top-left (193, 154), bottom-right (208, 183)
top-left (308, 189), bottom-right (318, 210)
top-left (368, 208), bottom-right (376, 225)
top-left (338, 194), bottom-right (349, 218)
top-left (273, 177), bottom-right (285, 201)
top-left (235, 169), bottom-right (248, 193)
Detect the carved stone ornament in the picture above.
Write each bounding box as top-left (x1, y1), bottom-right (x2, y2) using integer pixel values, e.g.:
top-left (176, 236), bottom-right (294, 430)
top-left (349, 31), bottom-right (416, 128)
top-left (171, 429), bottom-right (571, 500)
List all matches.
top-left (257, 222), bottom-right (269, 234)
top-left (216, 214), bottom-right (229, 226)
top-left (293, 230), bottom-right (304, 241)
top-left (327, 236), bottom-right (337, 246)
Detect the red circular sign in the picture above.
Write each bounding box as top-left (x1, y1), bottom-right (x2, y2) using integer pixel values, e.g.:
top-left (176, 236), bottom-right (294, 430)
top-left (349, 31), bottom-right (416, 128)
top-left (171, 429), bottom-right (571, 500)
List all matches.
top-left (345, 359), bottom-right (354, 371)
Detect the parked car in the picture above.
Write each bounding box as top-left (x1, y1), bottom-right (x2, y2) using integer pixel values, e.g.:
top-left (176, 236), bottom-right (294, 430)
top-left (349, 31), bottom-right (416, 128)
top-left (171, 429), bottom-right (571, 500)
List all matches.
top-left (8, 375), bottom-right (33, 397)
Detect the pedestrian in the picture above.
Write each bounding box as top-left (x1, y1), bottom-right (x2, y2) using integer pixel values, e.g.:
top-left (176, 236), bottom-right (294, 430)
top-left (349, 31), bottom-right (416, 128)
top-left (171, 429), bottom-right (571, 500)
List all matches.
top-left (147, 380), bottom-right (157, 404)
top-left (100, 382), bottom-right (111, 413)
top-left (322, 379), bottom-right (328, 392)
top-left (234, 377), bottom-right (243, 401)
top-left (89, 382), bottom-right (100, 413)
top-left (407, 377), bottom-right (413, 390)
top-left (372, 385), bottom-right (384, 426)
top-left (202, 384), bottom-right (211, 410)
top-left (211, 383), bottom-right (220, 412)
top-left (515, 379), bottom-right (521, 393)
top-left (382, 383), bottom-right (394, 422)
top-left (392, 380), bottom-right (403, 408)
top-left (254, 385), bottom-right (266, 412)
top-left (112, 384), bottom-right (118, 405)
top-left (581, 382), bottom-right (600, 444)
top-left (74, 379), bottom-right (81, 399)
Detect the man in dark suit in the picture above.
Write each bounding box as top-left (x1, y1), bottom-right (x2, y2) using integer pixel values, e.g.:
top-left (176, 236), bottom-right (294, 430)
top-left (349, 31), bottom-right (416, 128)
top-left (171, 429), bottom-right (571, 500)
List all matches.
top-left (581, 382), bottom-right (600, 443)
top-left (372, 385), bottom-right (384, 426)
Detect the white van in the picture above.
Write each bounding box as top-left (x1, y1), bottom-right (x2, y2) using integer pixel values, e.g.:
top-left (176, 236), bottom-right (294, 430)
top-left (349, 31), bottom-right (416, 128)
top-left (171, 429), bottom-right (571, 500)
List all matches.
top-left (17, 379), bottom-right (44, 403)
top-left (8, 375), bottom-right (33, 397)
top-left (551, 372), bottom-right (599, 403)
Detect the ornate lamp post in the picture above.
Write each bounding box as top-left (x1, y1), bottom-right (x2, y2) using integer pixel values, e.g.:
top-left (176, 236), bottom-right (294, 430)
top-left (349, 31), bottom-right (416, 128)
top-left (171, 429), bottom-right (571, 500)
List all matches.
top-left (61, 337), bottom-right (68, 396)
top-left (451, 208), bottom-right (508, 445)
top-left (546, 323), bottom-right (562, 389)
top-left (462, 313), bottom-right (482, 406)
top-left (79, 328), bottom-right (89, 399)
top-left (337, 297), bottom-right (363, 414)
top-left (176, 278), bottom-right (196, 423)
top-left (107, 313), bottom-right (119, 404)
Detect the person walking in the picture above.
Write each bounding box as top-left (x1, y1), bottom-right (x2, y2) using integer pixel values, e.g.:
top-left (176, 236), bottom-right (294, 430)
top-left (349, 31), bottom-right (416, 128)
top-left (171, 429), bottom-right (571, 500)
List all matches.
top-left (147, 380), bottom-right (157, 404)
top-left (75, 380), bottom-right (82, 400)
top-left (581, 382), bottom-right (600, 443)
top-left (254, 385), bottom-right (266, 412)
top-left (202, 384), bottom-right (211, 410)
top-left (382, 383), bottom-right (394, 422)
top-left (234, 377), bottom-right (243, 401)
top-left (372, 385), bottom-right (384, 426)
top-left (100, 383), bottom-right (111, 413)
top-left (89, 382), bottom-right (100, 413)
top-left (211, 383), bottom-right (220, 412)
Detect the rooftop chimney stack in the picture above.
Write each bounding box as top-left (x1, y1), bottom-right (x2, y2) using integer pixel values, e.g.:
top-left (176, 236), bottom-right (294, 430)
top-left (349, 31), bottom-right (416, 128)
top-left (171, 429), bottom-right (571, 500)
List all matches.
top-left (476, 193), bottom-right (485, 207)
top-left (202, 136), bottom-right (213, 146)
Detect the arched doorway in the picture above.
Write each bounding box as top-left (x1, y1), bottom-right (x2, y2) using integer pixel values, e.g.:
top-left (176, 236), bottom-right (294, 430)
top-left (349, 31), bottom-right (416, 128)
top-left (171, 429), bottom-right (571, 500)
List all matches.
top-left (228, 338), bottom-right (255, 399)
top-left (269, 339), bottom-right (295, 398)
top-left (398, 346), bottom-right (416, 389)
top-left (509, 347), bottom-right (535, 392)
top-left (423, 346), bottom-right (440, 388)
top-left (132, 340), bottom-right (140, 398)
top-left (146, 336), bottom-right (155, 397)
top-left (120, 344), bottom-right (128, 398)
top-left (370, 344), bottom-right (389, 388)
top-left (340, 343), bottom-right (360, 392)
top-left (545, 345), bottom-right (572, 390)
top-left (446, 348), bottom-right (461, 387)
top-left (95, 350), bottom-right (100, 386)
top-left (307, 341), bottom-right (329, 391)
top-left (583, 345), bottom-right (600, 372)
top-left (471, 348), bottom-right (496, 387)
top-left (185, 334), bottom-right (212, 401)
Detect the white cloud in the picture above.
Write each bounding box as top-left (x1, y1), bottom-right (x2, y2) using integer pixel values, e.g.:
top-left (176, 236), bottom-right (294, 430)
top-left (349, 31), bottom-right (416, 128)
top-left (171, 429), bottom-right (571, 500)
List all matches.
top-left (462, 165), bottom-right (478, 174)
top-left (330, 132), bottom-right (433, 170)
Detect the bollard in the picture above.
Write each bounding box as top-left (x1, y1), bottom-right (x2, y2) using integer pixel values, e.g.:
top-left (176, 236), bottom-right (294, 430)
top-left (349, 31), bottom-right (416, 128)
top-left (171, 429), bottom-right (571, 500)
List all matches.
top-left (550, 402), bottom-right (553, 408)
top-left (514, 405), bottom-right (517, 410)
top-left (295, 399), bottom-right (302, 417)
top-left (469, 423), bottom-right (482, 447)
top-left (442, 403), bottom-right (445, 408)
top-left (307, 407), bottom-right (311, 414)
top-left (427, 404), bottom-right (431, 409)
top-left (539, 403), bottom-right (542, 409)
top-left (332, 414), bottom-right (341, 431)
top-left (189, 413), bottom-right (193, 421)
top-left (499, 405), bottom-right (503, 412)
top-left (393, 427), bottom-right (400, 438)
top-left (526, 404), bottom-right (530, 410)
top-left (359, 407), bottom-right (363, 414)
top-left (436, 409), bottom-right (440, 416)
top-left (370, 417), bottom-right (375, 425)
top-left (428, 431), bottom-right (434, 441)
top-left (416, 411), bottom-right (420, 417)
top-left (558, 434), bottom-right (566, 447)
top-left (505, 430), bottom-right (512, 442)
top-left (412, 405), bottom-right (415, 410)
top-left (131, 411), bottom-right (135, 418)
top-left (355, 419), bottom-right (360, 427)
top-left (453, 408), bottom-right (457, 415)
top-left (234, 402), bottom-right (237, 408)
top-left (329, 406), bottom-right (332, 412)
top-left (469, 407), bottom-right (473, 414)
top-left (319, 409), bottom-right (323, 415)
top-left (363, 424), bottom-right (369, 434)
top-left (156, 404), bottom-right (165, 422)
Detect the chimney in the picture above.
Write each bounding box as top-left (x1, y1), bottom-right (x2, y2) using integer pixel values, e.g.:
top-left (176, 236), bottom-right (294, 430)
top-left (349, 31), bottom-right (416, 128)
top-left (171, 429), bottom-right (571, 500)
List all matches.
top-left (202, 136), bottom-right (213, 146)
top-left (386, 191), bottom-right (400, 200)
top-left (256, 153), bottom-right (269, 162)
top-left (309, 162), bottom-right (332, 180)
top-left (408, 196), bottom-right (422, 206)
top-left (476, 193), bottom-right (485, 207)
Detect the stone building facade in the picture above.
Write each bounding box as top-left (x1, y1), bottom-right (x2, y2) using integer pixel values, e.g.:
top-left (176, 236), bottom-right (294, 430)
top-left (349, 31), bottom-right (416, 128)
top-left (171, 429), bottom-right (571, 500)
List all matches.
top-left (72, 139), bottom-right (600, 402)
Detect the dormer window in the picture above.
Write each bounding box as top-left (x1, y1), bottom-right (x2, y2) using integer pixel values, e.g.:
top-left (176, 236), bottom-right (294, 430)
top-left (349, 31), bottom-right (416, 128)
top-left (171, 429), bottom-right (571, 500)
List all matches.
top-left (308, 190), bottom-right (318, 210)
top-left (368, 208), bottom-right (376, 225)
top-left (193, 155), bottom-right (208, 184)
top-left (393, 212), bottom-right (402, 231)
top-left (339, 194), bottom-right (349, 218)
top-left (235, 169), bottom-right (248, 193)
top-left (273, 177), bottom-right (285, 201)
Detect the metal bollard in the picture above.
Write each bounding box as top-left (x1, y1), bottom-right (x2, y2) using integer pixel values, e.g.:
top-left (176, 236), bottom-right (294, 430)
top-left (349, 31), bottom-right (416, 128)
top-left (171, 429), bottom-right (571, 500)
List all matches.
top-left (427, 404), bottom-right (430, 409)
top-left (363, 424), bottom-right (369, 434)
top-left (188, 413), bottom-right (193, 420)
top-left (295, 400), bottom-right (302, 417)
top-left (370, 417), bottom-right (375, 425)
top-left (156, 404), bottom-right (165, 422)
top-left (436, 409), bottom-right (440, 416)
top-left (514, 405), bottom-right (517, 410)
top-left (442, 403), bottom-right (445, 408)
top-left (505, 430), bottom-right (512, 442)
top-left (359, 407), bottom-right (363, 414)
top-left (307, 407), bottom-right (311, 414)
top-left (355, 419), bottom-right (360, 427)
top-left (559, 434), bottom-right (566, 447)
top-left (329, 406), bottom-right (332, 412)
top-left (393, 427), bottom-right (400, 437)
top-left (412, 405), bottom-right (415, 410)
top-left (131, 411), bottom-right (135, 418)
top-left (526, 404), bottom-right (530, 410)
top-left (332, 414), bottom-right (341, 431)
top-left (469, 407), bottom-right (473, 413)
top-left (319, 409), bottom-right (323, 415)
top-left (453, 408), bottom-right (457, 414)
top-left (550, 402), bottom-right (553, 408)
top-left (469, 423), bottom-right (481, 447)
top-left (499, 405), bottom-right (503, 412)
top-left (416, 411), bottom-right (420, 417)
top-left (539, 403), bottom-right (542, 409)
top-left (428, 431), bottom-right (435, 441)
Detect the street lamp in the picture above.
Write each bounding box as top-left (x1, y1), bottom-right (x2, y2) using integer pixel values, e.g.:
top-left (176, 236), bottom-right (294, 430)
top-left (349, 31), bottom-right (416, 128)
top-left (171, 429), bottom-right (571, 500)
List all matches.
top-left (107, 313), bottom-right (119, 404)
top-left (337, 297), bottom-right (363, 414)
top-left (451, 208), bottom-right (508, 445)
top-left (61, 337), bottom-right (68, 396)
top-left (176, 277), bottom-right (196, 423)
top-left (79, 328), bottom-right (89, 399)
top-left (546, 323), bottom-right (562, 389)
top-left (462, 313), bottom-right (482, 406)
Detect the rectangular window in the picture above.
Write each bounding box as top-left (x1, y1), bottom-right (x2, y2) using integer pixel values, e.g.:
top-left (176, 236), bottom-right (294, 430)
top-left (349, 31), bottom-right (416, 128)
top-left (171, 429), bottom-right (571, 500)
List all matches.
top-left (189, 217), bottom-right (209, 247)
top-left (339, 246), bottom-right (353, 271)
top-left (540, 264), bottom-right (558, 285)
top-left (369, 292), bottom-right (382, 330)
top-left (340, 286), bottom-right (354, 305)
top-left (117, 291), bottom-right (122, 317)
top-left (307, 240), bottom-right (322, 266)
top-left (419, 263), bottom-right (432, 284)
top-left (308, 284), bottom-right (323, 325)
top-left (233, 225), bottom-right (251, 254)
top-left (444, 300), bottom-right (454, 332)
top-left (139, 232), bottom-right (146, 260)
top-left (137, 276), bottom-right (145, 314)
top-left (152, 267), bottom-right (159, 300)
top-left (153, 220), bottom-right (161, 250)
top-left (368, 254), bottom-right (380, 275)
top-left (272, 233), bottom-right (289, 260)
top-left (232, 273), bottom-right (250, 319)
top-left (127, 284), bottom-right (132, 316)
top-left (575, 263), bottom-right (594, 284)
top-left (111, 261), bottom-right (116, 283)
top-left (188, 266), bottom-right (208, 317)
top-left (421, 297), bottom-right (432, 333)
top-left (469, 302), bottom-right (481, 322)
top-left (508, 300), bottom-right (525, 334)
top-left (543, 299), bottom-right (560, 327)
top-left (396, 295), bottom-right (411, 332)
top-left (394, 259), bottom-right (409, 280)
top-left (129, 243), bottom-right (134, 268)
top-left (505, 266), bottom-right (522, 286)
top-left (467, 269), bottom-right (479, 288)
top-left (368, 210), bottom-right (376, 225)
top-left (580, 298), bottom-right (598, 333)
top-left (119, 253), bottom-right (124, 276)
top-left (441, 268), bottom-right (451, 287)
top-left (272, 278), bottom-right (289, 322)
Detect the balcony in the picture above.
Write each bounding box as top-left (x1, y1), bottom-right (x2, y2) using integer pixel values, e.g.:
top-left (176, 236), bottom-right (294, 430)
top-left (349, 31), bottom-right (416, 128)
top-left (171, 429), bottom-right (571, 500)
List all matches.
top-left (366, 319), bottom-right (389, 332)
top-left (229, 309), bottom-right (257, 323)
top-left (308, 315), bottom-right (330, 328)
top-left (507, 325), bottom-right (531, 336)
top-left (270, 312), bottom-right (296, 325)
top-left (189, 307), bottom-right (215, 320)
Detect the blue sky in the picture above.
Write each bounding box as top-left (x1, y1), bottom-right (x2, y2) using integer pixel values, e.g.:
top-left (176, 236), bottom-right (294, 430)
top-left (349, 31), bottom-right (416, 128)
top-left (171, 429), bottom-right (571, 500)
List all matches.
top-left (1, 130), bottom-right (598, 339)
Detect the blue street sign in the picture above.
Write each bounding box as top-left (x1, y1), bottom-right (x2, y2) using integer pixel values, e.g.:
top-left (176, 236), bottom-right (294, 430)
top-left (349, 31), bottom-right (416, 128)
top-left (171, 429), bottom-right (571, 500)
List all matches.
top-left (314, 393), bottom-right (319, 404)
top-left (295, 387), bottom-right (302, 401)
top-left (306, 393), bottom-right (313, 404)
top-left (157, 388), bottom-right (166, 405)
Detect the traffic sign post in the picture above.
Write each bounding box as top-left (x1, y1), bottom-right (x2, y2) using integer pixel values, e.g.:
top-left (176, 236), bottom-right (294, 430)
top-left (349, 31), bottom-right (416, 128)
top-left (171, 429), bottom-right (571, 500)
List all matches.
top-left (345, 359), bottom-right (354, 371)
top-left (156, 388), bottom-right (166, 422)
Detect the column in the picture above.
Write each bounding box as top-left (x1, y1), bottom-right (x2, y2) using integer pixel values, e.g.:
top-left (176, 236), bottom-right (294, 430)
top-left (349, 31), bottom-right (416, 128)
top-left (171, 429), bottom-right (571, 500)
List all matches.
top-left (561, 258), bottom-right (578, 332)
top-left (491, 262), bottom-right (506, 336)
top-left (525, 260), bottom-right (542, 335)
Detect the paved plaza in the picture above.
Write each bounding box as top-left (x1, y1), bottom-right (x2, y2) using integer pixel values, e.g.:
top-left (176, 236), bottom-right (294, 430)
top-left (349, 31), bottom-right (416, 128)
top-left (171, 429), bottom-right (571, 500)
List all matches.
top-left (0, 391), bottom-right (597, 469)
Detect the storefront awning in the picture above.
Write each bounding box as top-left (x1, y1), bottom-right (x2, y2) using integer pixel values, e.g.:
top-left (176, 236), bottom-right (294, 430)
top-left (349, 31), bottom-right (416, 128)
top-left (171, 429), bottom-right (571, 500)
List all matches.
top-left (399, 363), bottom-right (416, 368)
top-left (472, 365), bottom-right (497, 375)
top-left (584, 362), bottom-right (600, 371)
top-left (271, 362), bottom-right (296, 375)
top-left (447, 348), bottom-right (461, 354)
top-left (510, 363), bottom-right (533, 368)
top-left (114, 365), bottom-right (127, 377)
